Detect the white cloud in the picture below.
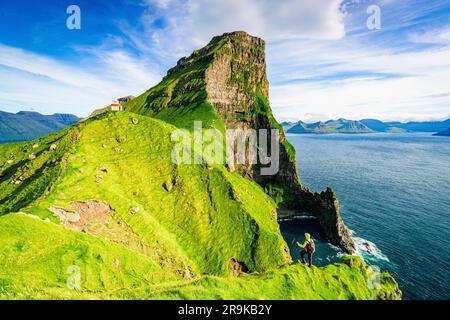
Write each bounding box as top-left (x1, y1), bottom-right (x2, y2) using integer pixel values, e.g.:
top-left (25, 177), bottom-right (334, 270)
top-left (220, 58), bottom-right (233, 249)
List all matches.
top-left (409, 27), bottom-right (450, 45)
top-left (0, 65), bottom-right (108, 116)
top-left (129, 0), bottom-right (347, 62)
top-left (146, 0), bottom-right (173, 9)
top-left (131, 0), bottom-right (450, 122)
top-left (1, 0), bottom-right (449, 123)
top-left (0, 0), bottom-right (350, 118)
top-left (0, 44), bottom-right (162, 117)
top-left (269, 42), bottom-right (450, 122)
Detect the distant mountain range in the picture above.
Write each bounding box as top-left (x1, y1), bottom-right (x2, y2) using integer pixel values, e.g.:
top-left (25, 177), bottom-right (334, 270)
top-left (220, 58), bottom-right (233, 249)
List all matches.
top-left (282, 118), bottom-right (450, 134)
top-left (0, 111), bottom-right (81, 143)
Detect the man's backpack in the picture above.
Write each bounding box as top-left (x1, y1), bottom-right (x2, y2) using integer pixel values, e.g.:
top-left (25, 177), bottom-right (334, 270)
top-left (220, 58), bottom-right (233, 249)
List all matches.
top-left (306, 239), bottom-right (315, 253)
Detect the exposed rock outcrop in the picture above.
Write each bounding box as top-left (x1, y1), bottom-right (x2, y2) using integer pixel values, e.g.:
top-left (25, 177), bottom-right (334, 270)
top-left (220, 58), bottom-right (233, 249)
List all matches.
top-left (228, 258), bottom-right (249, 277)
top-left (307, 188), bottom-right (355, 253)
top-left (205, 32), bottom-right (299, 188)
top-left (49, 200), bottom-right (112, 232)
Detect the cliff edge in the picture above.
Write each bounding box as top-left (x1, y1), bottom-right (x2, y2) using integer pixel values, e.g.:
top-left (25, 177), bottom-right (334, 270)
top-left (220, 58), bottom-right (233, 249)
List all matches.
top-left (126, 31), bottom-right (355, 253)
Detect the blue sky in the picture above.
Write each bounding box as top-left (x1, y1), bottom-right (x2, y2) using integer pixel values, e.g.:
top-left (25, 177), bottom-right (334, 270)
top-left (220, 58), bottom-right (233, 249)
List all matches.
top-left (0, 0), bottom-right (449, 122)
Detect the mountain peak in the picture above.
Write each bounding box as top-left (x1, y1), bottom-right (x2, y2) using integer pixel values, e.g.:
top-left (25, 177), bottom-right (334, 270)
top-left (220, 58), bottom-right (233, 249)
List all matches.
top-left (208, 31), bottom-right (264, 46)
top-left (129, 31), bottom-right (277, 180)
top-left (125, 32), bottom-right (355, 254)
top-left (16, 111), bottom-right (41, 116)
top-left (166, 31), bottom-right (266, 82)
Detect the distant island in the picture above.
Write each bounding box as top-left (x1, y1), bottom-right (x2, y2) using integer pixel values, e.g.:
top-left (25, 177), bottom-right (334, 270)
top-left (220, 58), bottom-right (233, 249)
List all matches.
top-left (0, 111), bottom-right (81, 143)
top-left (434, 127), bottom-right (450, 136)
top-left (282, 118), bottom-right (450, 134)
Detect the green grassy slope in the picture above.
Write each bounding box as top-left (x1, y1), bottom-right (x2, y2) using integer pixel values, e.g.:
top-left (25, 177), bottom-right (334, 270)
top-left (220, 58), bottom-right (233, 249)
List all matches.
top-left (0, 126), bottom-right (79, 214)
top-left (144, 256), bottom-right (400, 300)
top-left (0, 213), bottom-right (173, 299)
top-left (123, 37), bottom-right (227, 134)
top-left (124, 33), bottom-right (300, 212)
top-left (0, 111), bottom-right (401, 300)
top-left (0, 214), bottom-right (399, 300)
top-left (0, 112), bottom-right (288, 280)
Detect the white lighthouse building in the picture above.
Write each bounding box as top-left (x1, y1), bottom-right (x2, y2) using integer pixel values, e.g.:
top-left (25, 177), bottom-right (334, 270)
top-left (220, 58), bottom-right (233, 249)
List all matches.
top-left (111, 100), bottom-right (123, 111)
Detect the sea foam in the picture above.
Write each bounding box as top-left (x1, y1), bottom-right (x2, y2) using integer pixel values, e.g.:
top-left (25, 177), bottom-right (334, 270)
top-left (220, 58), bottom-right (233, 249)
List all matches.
top-left (353, 235), bottom-right (390, 262)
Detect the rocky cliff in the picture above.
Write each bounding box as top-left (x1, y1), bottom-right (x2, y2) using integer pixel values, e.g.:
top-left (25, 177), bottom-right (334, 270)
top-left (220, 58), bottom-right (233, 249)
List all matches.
top-left (126, 31), bottom-right (355, 253)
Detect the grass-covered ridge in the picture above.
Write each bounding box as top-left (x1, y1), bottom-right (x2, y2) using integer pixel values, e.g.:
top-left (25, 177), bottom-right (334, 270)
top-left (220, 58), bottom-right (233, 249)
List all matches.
top-left (0, 125), bottom-right (81, 215)
top-left (123, 37), bottom-right (228, 134)
top-left (0, 111), bottom-right (401, 299)
top-left (124, 32), bottom-right (300, 196)
top-left (0, 112), bottom-right (289, 275)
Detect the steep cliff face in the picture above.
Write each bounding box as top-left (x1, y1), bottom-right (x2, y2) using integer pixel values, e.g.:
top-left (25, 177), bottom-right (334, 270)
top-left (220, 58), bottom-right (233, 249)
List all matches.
top-left (125, 31), bottom-right (355, 253)
top-left (306, 188), bottom-right (355, 252)
top-left (204, 32), bottom-right (300, 189)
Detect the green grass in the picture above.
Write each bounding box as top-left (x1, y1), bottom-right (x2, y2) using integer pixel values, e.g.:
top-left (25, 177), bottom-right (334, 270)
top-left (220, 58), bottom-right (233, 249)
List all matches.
top-left (141, 257), bottom-right (400, 300)
top-left (0, 111), bottom-right (401, 300)
top-left (0, 212), bottom-right (400, 300)
top-left (0, 213), bottom-right (174, 299)
top-left (1, 112), bottom-right (289, 276)
top-left (124, 33), bottom-right (299, 191)
top-left (0, 126), bottom-right (80, 215)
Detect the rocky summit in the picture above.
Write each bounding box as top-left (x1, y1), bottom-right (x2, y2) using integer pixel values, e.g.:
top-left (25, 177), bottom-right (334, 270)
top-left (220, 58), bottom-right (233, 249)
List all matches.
top-left (0, 31), bottom-right (400, 300)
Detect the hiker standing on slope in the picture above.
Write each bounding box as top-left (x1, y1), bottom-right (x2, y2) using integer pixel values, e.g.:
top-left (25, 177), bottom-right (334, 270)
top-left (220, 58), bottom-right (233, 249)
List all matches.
top-left (296, 233), bottom-right (315, 267)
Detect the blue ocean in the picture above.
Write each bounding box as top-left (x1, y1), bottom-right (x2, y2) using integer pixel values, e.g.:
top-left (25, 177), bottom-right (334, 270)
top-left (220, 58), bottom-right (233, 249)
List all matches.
top-left (280, 133), bottom-right (450, 300)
